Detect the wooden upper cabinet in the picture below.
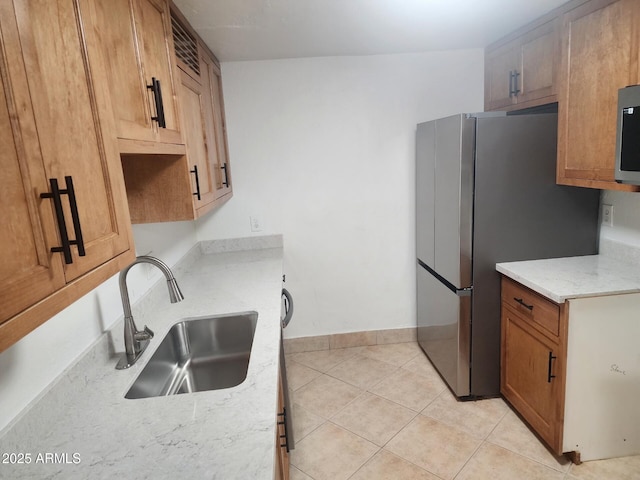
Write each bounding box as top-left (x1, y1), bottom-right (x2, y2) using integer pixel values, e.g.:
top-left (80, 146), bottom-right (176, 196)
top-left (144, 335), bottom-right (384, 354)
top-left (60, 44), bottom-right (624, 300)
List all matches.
top-left (15, 0), bottom-right (134, 281)
top-left (0, 2), bottom-right (65, 325)
top-left (0, 0), bottom-right (135, 351)
top-left (485, 16), bottom-right (560, 111)
top-left (172, 6), bottom-right (232, 204)
top-left (557, 0), bottom-right (640, 191)
top-left (518, 19), bottom-right (559, 105)
top-left (82, 0), bottom-right (182, 149)
top-left (204, 52), bottom-right (233, 202)
top-left (183, 47), bottom-right (233, 213)
top-left (120, 5), bottom-right (232, 224)
top-left (178, 66), bottom-right (218, 212)
top-left (485, 43), bottom-right (519, 110)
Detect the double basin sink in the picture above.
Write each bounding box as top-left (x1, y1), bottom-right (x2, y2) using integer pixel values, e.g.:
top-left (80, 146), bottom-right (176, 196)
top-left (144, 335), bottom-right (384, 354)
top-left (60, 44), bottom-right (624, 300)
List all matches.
top-left (126, 311), bottom-right (258, 399)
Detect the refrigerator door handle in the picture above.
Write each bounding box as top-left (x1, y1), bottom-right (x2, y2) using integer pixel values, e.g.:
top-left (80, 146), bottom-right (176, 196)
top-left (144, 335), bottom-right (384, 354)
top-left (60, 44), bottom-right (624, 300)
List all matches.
top-left (418, 259), bottom-right (472, 296)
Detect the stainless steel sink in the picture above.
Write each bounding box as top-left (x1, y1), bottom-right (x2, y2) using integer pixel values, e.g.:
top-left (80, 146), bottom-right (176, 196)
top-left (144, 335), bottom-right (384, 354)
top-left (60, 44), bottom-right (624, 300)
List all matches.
top-left (125, 311), bottom-right (258, 399)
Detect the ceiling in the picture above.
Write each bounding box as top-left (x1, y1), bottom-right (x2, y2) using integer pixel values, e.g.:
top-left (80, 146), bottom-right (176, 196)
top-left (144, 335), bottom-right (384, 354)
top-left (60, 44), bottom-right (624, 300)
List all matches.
top-left (172, 0), bottom-right (569, 62)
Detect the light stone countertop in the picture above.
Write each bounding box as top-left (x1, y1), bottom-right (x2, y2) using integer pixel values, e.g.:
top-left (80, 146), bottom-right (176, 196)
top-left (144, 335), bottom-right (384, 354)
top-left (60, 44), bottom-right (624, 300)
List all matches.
top-left (496, 254), bottom-right (640, 303)
top-left (0, 236), bottom-right (284, 480)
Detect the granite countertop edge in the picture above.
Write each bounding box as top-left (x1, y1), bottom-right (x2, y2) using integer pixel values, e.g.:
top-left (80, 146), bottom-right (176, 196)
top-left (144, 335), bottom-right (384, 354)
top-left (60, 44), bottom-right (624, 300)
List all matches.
top-left (0, 235), bottom-right (284, 480)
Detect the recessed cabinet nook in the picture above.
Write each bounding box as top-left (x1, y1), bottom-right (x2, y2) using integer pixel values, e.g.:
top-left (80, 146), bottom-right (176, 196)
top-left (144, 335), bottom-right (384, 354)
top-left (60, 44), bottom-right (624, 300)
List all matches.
top-left (1, 0), bottom-right (232, 351)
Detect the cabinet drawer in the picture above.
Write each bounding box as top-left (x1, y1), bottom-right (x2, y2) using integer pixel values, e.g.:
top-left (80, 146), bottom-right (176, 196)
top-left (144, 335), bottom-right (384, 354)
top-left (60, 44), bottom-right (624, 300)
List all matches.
top-left (502, 277), bottom-right (560, 336)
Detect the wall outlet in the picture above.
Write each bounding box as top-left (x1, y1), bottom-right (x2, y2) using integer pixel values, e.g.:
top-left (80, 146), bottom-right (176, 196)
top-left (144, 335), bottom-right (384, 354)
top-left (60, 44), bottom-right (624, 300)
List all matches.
top-left (601, 204), bottom-right (613, 227)
top-left (250, 215), bottom-right (263, 232)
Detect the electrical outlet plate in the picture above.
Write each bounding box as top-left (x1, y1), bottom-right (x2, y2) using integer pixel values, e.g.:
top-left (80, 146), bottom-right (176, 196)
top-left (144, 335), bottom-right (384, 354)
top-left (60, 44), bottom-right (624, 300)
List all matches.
top-left (601, 204), bottom-right (613, 227)
top-left (250, 215), bottom-right (263, 232)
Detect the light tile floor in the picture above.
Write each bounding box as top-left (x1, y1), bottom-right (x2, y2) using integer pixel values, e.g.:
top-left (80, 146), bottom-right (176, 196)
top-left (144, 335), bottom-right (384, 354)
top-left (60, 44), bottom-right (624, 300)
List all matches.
top-left (285, 342), bottom-right (640, 480)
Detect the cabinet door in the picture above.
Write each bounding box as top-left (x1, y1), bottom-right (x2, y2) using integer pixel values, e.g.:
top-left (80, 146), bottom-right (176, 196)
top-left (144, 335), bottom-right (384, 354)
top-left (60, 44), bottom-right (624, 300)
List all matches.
top-left (0, 3), bottom-right (65, 324)
top-left (1, 0), bottom-right (134, 351)
top-left (485, 44), bottom-right (518, 110)
top-left (134, 0), bottom-right (181, 143)
top-left (485, 16), bottom-right (559, 112)
top-left (15, 0), bottom-right (133, 282)
top-left (518, 18), bottom-right (559, 105)
top-left (204, 54), bottom-right (233, 201)
top-left (178, 68), bottom-right (216, 212)
top-left (501, 304), bottom-right (563, 452)
top-left (83, 0), bottom-right (181, 146)
top-left (557, 0), bottom-right (640, 191)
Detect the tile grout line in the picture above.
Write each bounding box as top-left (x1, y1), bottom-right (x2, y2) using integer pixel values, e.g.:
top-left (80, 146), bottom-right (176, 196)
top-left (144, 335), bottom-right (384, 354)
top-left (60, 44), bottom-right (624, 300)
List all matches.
top-left (290, 343), bottom-right (521, 479)
top-left (288, 343), bottom-right (639, 479)
top-left (289, 345), bottom-right (427, 479)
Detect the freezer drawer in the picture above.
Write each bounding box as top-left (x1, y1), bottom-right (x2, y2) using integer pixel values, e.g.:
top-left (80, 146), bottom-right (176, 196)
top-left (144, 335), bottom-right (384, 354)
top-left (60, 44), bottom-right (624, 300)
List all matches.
top-left (417, 262), bottom-right (471, 397)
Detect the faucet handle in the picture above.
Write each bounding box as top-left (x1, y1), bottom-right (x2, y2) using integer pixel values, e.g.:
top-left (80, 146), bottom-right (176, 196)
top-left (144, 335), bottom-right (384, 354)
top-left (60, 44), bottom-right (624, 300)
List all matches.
top-left (134, 326), bottom-right (154, 341)
top-left (142, 325), bottom-right (154, 339)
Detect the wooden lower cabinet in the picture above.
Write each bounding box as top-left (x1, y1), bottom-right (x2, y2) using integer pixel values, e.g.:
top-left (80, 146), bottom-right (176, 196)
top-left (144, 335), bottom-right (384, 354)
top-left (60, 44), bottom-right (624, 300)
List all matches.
top-left (275, 368), bottom-right (290, 480)
top-left (502, 276), bottom-right (640, 461)
top-left (0, 0), bottom-right (135, 352)
top-left (501, 277), bottom-right (567, 454)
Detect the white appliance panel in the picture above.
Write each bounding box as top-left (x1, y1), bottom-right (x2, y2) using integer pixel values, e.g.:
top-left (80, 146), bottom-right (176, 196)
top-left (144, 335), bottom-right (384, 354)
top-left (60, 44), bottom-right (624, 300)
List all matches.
top-left (563, 293), bottom-right (640, 461)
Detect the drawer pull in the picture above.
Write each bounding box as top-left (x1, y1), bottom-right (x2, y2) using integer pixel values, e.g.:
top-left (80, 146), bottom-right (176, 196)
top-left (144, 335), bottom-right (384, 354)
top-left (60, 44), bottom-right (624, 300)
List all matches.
top-left (514, 297), bottom-right (533, 311)
top-left (547, 351), bottom-right (557, 383)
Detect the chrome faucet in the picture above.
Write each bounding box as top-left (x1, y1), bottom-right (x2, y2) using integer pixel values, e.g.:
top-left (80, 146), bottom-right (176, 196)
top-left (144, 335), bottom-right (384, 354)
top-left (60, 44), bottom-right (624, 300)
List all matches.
top-left (115, 256), bottom-right (184, 370)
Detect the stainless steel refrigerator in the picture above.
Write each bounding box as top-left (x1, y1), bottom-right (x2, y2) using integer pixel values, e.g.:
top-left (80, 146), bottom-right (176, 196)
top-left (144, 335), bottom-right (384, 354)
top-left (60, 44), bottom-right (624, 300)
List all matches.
top-left (416, 112), bottom-right (599, 398)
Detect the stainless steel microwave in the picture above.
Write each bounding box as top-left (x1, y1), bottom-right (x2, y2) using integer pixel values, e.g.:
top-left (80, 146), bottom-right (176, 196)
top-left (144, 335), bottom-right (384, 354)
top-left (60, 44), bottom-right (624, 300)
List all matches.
top-left (615, 85), bottom-right (640, 185)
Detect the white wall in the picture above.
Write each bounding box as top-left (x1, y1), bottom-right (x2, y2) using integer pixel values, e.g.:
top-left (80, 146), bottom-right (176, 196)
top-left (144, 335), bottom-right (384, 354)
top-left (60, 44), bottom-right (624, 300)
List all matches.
top-left (0, 222), bottom-right (197, 432)
top-left (600, 189), bottom-right (640, 253)
top-left (196, 50), bottom-right (485, 338)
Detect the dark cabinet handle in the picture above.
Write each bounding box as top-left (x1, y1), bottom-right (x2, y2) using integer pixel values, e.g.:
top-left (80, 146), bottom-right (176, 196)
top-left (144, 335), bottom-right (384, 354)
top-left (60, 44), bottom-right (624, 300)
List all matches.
top-left (190, 165), bottom-right (201, 201)
top-left (547, 351), bottom-right (557, 383)
top-left (277, 407), bottom-right (290, 452)
top-left (64, 176), bottom-right (86, 258)
top-left (509, 70), bottom-right (521, 97)
top-left (147, 77), bottom-right (166, 128)
top-left (221, 162), bottom-right (229, 187)
top-left (40, 176), bottom-right (86, 264)
top-left (509, 70), bottom-right (514, 97)
top-left (514, 297), bottom-right (533, 311)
